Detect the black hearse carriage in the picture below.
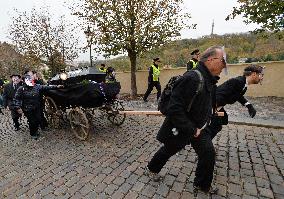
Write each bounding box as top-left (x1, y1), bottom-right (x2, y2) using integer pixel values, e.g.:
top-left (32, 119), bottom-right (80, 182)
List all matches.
top-left (44, 66), bottom-right (126, 140)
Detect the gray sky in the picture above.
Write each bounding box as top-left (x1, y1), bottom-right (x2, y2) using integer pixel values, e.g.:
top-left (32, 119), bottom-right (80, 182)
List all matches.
top-left (0, 0), bottom-right (259, 61)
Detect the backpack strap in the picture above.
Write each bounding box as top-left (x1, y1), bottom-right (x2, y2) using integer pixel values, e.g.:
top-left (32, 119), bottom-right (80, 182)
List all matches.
top-left (186, 70), bottom-right (204, 112)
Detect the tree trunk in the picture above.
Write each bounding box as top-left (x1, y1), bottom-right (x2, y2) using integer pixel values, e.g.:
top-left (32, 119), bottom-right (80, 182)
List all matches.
top-left (128, 52), bottom-right (137, 98)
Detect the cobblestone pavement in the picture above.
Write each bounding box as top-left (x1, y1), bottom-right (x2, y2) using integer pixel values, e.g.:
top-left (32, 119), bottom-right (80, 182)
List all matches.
top-left (123, 96), bottom-right (284, 122)
top-left (1, 106), bottom-right (284, 199)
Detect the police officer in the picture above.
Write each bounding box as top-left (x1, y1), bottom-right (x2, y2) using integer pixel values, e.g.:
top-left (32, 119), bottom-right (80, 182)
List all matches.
top-left (187, 49), bottom-right (200, 70)
top-left (14, 75), bottom-right (63, 140)
top-left (2, 74), bottom-right (23, 130)
top-left (143, 58), bottom-right (161, 102)
top-left (146, 46), bottom-right (227, 195)
top-left (99, 64), bottom-right (107, 73)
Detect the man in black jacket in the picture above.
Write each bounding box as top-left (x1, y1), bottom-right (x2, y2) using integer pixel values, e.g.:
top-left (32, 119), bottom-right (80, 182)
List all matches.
top-left (146, 46), bottom-right (227, 194)
top-left (2, 74), bottom-right (23, 130)
top-left (209, 64), bottom-right (265, 139)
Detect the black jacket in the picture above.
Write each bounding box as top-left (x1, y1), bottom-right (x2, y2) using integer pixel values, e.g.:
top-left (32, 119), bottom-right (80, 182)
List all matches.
top-left (216, 76), bottom-right (248, 107)
top-left (2, 82), bottom-right (22, 108)
top-left (157, 62), bottom-right (218, 146)
top-left (14, 84), bottom-right (58, 111)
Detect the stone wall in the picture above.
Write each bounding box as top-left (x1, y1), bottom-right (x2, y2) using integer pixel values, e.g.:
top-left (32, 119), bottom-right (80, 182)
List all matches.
top-left (116, 61), bottom-right (284, 97)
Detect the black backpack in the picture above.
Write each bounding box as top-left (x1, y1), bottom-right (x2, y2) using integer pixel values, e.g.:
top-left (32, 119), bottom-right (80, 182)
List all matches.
top-left (158, 70), bottom-right (204, 115)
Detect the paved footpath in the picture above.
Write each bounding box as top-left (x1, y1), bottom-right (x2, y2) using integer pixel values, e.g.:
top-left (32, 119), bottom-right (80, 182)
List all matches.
top-left (0, 108), bottom-right (284, 198)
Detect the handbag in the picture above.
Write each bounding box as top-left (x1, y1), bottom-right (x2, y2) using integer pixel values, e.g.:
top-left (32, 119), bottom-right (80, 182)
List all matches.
top-left (213, 108), bottom-right (228, 125)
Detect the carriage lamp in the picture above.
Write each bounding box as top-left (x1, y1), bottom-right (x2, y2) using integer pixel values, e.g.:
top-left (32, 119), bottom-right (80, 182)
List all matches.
top-left (59, 72), bottom-right (68, 81)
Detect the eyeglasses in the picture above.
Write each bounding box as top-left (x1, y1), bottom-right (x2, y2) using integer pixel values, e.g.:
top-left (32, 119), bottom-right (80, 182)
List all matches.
top-left (212, 57), bottom-right (226, 64)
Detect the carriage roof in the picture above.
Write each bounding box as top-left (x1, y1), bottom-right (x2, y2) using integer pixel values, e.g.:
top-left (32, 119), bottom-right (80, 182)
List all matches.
top-left (49, 66), bottom-right (106, 85)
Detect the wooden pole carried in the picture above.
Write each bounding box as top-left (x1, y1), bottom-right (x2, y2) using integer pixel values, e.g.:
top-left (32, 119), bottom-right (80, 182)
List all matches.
top-left (119, 110), bottom-right (225, 117)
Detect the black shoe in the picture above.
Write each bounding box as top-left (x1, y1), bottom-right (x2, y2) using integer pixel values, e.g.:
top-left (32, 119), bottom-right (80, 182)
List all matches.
top-left (193, 185), bottom-right (218, 195)
top-left (144, 167), bottom-right (162, 182)
top-left (31, 135), bottom-right (39, 140)
top-left (31, 133), bottom-right (40, 140)
top-left (15, 127), bottom-right (20, 131)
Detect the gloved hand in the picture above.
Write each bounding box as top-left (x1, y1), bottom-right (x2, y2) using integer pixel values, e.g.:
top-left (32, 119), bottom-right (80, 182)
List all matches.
top-left (246, 104), bottom-right (256, 118)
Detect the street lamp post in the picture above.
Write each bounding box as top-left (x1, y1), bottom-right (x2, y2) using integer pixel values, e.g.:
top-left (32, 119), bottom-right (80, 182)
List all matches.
top-left (84, 26), bottom-right (93, 67)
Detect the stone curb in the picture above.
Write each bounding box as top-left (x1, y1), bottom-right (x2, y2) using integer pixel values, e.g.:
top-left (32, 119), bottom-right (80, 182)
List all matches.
top-left (229, 116), bottom-right (284, 129)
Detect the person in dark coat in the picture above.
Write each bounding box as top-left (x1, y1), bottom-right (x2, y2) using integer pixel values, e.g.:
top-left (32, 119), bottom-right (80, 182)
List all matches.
top-left (208, 64), bottom-right (265, 139)
top-left (14, 75), bottom-right (63, 140)
top-left (187, 49), bottom-right (200, 70)
top-left (2, 74), bottom-right (23, 130)
top-left (146, 46), bottom-right (227, 194)
top-left (143, 58), bottom-right (162, 102)
top-left (105, 67), bottom-right (117, 83)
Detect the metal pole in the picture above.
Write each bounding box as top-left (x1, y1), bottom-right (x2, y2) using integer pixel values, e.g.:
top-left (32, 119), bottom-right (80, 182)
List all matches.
top-left (90, 44), bottom-right (92, 67)
top-left (62, 43), bottom-right (65, 64)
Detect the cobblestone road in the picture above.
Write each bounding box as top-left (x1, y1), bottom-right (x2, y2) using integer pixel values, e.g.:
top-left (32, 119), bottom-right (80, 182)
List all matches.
top-left (0, 107), bottom-right (284, 198)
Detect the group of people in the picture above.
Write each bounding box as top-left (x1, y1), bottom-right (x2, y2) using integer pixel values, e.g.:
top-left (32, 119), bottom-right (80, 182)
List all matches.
top-left (1, 70), bottom-right (62, 140)
top-left (144, 46), bottom-right (264, 195)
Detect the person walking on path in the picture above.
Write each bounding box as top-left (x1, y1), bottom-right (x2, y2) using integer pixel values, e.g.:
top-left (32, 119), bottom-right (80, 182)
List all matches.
top-left (2, 74), bottom-right (23, 131)
top-left (187, 49), bottom-right (200, 71)
top-left (146, 46), bottom-right (227, 195)
top-left (143, 58), bottom-right (161, 102)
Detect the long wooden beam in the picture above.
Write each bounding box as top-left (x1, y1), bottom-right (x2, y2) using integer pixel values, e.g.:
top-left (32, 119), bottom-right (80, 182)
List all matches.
top-left (119, 110), bottom-right (225, 117)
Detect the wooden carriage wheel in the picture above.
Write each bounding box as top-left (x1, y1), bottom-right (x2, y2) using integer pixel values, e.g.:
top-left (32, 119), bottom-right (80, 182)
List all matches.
top-left (107, 100), bottom-right (126, 126)
top-left (68, 107), bottom-right (90, 140)
top-left (44, 96), bottom-right (62, 128)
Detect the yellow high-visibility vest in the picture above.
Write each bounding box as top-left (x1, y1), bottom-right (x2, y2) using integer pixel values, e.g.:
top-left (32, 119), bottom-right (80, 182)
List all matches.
top-left (99, 68), bottom-right (107, 73)
top-left (151, 65), bottom-right (160, 81)
top-left (190, 60), bottom-right (198, 69)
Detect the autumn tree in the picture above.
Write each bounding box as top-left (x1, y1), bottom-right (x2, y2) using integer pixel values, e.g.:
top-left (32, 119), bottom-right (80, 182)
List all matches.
top-left (9, 7), bottom-right (81, 76)
top-left (0, 42), bottom-right (26, 78)
top-left (226, 0), bottom-right (284, 33)
top-left (73, 0), bottom-right (193, 97)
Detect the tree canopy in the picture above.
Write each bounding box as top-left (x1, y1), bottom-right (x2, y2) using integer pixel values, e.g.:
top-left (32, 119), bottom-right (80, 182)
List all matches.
top-left (9, 7), bottom-right (81, 76)
top-left (73, 0), bottom-right (193, 96)
top-left (226, 0), bottom-right (284, 33)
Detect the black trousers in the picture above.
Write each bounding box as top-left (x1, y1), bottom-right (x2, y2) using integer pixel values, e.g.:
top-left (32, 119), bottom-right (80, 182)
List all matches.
top-left (143, 81), bottom-right (161, 101)
top-left (148, 141), bottom-right (186, 173)
top-left (191, 129), bottom-right (215, 190)
top-left (24, 109), bottom-right (41, 136)
top-left (148, 119), bottom-right (222, 190)
top-left (10, 108), bottom-right (20, 128)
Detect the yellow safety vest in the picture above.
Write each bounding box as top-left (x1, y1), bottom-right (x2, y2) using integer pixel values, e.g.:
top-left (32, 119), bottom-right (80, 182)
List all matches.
top-left (99, 68), bottom-right (107, 73)
top-left (190, 60), bottom-right (198, 69)
top-left (151, 65), bottom-right (160, 81)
